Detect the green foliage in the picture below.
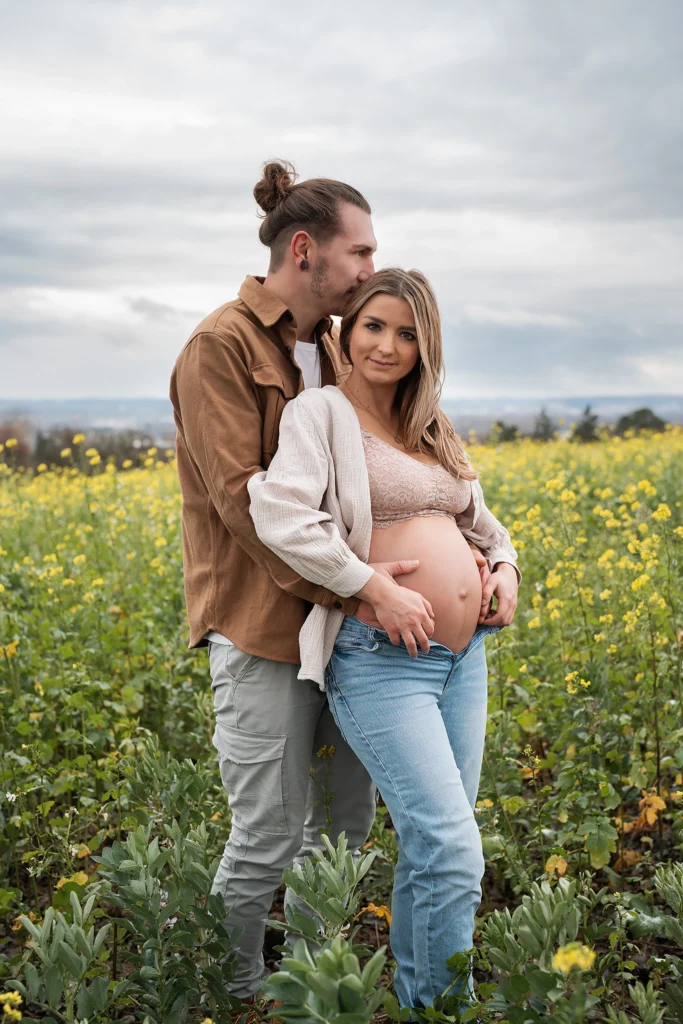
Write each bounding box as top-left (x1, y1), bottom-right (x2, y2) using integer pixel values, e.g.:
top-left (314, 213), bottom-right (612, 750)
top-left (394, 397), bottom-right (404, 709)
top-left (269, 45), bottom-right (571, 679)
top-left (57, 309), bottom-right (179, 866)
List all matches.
top-left (274, 832), bottom-right (376, 946)
top-left (266, 935), bottom-right (387, 1024)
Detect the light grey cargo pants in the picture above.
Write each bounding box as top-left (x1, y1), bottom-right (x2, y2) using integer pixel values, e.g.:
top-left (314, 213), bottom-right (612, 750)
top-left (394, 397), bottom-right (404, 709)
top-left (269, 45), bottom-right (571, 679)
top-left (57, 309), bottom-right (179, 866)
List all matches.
top-left (208, 642), bottom-right (377, 998)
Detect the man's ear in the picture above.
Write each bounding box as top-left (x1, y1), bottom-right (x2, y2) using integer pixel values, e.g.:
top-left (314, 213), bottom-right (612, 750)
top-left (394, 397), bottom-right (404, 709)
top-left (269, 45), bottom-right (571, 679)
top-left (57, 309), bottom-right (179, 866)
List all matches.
top-left (290, 229), bottom-right (313, 266)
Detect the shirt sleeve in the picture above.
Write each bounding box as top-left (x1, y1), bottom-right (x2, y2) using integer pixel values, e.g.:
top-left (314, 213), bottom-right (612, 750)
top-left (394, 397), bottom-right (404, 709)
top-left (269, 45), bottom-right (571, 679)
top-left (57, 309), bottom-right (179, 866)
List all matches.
top-left (456, 479), bottom-right (522, 583)
top-left (248, 396), bottom-right (374, 597)
top-left (174, 331), bottom-right (361, 613)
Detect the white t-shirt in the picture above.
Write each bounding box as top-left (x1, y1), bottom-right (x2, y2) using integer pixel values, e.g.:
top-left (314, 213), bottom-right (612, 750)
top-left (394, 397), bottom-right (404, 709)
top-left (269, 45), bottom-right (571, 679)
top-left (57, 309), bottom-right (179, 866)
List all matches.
top-left (205, 340), bottom-right (321, 647)
top-left (294, 340), bottom-right (321, 390)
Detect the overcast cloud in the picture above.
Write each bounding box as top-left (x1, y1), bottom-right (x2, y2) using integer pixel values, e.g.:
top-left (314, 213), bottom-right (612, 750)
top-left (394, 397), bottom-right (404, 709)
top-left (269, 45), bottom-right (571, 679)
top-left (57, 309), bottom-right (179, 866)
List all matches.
top-left (2, 0), bottom-right (682, 399)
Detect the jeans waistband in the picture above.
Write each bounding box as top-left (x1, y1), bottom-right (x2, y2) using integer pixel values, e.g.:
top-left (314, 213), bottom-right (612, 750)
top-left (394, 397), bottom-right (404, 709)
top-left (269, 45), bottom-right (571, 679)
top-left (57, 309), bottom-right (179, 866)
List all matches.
top-left (337, 615), bottom-right (502, 659)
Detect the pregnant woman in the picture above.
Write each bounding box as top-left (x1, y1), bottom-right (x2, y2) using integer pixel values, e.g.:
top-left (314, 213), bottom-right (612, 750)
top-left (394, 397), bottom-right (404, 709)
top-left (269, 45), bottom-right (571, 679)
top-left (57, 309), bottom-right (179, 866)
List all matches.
top-left (248, 268), bottom-right (520, 1010)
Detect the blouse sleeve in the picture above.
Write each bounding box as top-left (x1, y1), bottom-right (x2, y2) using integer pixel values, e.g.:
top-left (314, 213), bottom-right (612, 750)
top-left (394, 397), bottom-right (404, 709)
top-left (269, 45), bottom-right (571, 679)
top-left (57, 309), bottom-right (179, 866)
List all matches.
top-left (247, 395), bottom-right (374, 598)
top-left (456, 478), bottom-right (521, 583)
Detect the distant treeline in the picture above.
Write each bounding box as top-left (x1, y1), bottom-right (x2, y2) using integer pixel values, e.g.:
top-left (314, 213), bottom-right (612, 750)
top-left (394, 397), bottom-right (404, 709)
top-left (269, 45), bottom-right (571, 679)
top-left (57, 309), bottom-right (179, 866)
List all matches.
top-left (0, 405), bottom-right (670, 470)
top-left (489, 404), bottom-right (668, 444)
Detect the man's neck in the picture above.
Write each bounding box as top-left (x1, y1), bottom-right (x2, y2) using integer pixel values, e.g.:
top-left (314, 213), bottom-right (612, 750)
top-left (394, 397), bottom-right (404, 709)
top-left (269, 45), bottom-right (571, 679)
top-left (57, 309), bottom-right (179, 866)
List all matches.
top-left (262, 272), bottom-right (321, 342)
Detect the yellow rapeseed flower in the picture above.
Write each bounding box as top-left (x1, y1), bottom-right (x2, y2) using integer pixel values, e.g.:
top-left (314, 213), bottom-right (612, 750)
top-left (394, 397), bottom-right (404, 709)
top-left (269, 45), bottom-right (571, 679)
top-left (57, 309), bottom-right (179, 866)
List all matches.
top-left (552, 942), bottom-right (596, 974)
top-left (122, 459), bottom-right (133, 468)
top-left (528, 617), bottom-right (541, 629)
top-left (652, 503), bottom-right (671, 521)
top-left (72, 433), bottom-right (85, 444)
top-left (5, 438), bottom-right (18, 448)
top-left (73, 554), bottom-right (86, 565)
top-left (60, 447), bottom-right (71, 457)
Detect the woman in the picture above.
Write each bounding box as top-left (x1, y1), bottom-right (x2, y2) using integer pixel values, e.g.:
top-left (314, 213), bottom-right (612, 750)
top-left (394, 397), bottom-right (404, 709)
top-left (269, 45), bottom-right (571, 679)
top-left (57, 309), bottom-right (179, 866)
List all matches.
top-left (248, 269), bottom-right (520, 1009)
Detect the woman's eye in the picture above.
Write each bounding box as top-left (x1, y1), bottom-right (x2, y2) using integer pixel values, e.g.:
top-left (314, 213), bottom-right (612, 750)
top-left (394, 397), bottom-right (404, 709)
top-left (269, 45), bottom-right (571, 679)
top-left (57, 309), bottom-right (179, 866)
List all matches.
top-left (366, 322), bottom-right (380, 331)
top-left (401, 332), bottom-right (416, 341)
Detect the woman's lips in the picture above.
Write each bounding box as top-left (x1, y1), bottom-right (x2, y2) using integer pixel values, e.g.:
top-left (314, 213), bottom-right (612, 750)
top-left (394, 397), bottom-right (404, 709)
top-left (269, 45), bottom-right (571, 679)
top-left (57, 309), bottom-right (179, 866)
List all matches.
top-left (369, 358), bottom-right (395, 368)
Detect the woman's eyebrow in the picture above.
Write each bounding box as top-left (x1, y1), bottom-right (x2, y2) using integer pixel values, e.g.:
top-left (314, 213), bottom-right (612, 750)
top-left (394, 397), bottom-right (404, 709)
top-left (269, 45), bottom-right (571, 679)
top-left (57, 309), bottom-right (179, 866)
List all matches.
top-left (363, 315), bottom-right (416, 331)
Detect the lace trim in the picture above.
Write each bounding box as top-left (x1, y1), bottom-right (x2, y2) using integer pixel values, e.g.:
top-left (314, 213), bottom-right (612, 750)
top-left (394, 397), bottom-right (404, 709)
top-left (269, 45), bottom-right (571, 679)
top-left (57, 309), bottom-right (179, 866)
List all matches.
top-left (361, 427), bottom-right (472, 528)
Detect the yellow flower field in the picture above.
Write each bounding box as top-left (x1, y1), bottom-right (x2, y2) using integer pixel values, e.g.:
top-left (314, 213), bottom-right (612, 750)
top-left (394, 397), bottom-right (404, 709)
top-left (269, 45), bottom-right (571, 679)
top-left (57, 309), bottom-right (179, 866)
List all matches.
top-left (1, 427), bottom-right (682, 1019)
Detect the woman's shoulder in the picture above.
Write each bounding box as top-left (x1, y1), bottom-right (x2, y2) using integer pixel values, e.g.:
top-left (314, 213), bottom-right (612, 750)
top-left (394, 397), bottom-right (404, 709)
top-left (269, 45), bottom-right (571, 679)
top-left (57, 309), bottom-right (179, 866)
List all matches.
top-left (288, 385), bottom-right (355, 422)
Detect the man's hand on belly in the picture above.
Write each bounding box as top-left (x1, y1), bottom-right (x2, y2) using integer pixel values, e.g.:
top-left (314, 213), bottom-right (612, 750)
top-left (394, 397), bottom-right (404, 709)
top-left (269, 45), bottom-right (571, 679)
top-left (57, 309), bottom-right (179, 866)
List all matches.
top-left (478, 562), bottom-right (519, 626)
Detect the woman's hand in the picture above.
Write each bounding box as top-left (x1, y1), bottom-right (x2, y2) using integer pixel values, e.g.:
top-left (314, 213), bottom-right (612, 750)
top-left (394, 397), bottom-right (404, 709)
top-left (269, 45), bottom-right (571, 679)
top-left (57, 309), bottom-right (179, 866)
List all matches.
top-left (468, 542), bottom-right (491, 588)
top-left (354, 561), bottom-right (435, 657)
top-left (479, 562), bottom-right (519, 626)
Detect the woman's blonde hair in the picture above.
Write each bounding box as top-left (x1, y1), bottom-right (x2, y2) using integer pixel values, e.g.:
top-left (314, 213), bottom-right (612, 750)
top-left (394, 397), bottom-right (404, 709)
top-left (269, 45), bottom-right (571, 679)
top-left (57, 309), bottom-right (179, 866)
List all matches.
top-left (340, 268), bottom-right (477, 481)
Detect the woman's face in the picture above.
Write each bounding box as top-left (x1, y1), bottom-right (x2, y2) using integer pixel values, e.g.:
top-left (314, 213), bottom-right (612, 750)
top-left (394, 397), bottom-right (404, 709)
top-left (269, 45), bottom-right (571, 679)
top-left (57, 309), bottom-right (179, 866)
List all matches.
top-left (347, 293), bottom-right (420, 387)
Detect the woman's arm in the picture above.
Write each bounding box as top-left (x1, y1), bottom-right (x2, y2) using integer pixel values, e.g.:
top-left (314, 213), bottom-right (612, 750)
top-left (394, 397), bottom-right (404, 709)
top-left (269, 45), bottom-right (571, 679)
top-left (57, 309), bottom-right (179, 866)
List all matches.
top-left (456, 479), bottom-right (521, 583)
top-left (248, 394), bottom-right (436, 655)
top-left (247, 396), bottom-right (374, 597)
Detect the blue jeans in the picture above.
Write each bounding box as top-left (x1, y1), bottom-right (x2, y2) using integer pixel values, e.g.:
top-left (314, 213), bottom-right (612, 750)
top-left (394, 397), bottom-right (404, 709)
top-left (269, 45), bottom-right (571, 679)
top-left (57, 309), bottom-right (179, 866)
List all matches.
top-left (325, 616), bottom-right (500, 1010)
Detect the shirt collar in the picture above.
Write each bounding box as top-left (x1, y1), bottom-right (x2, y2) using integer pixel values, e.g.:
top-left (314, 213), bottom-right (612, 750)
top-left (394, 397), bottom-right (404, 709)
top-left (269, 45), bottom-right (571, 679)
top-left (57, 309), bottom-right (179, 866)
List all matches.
top-left (238, 275), bottom-right (333, 339)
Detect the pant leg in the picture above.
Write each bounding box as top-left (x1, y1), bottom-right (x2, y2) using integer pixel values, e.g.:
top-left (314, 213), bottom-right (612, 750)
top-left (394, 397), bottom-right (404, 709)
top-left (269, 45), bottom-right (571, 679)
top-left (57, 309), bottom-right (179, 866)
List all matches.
top-left (209, 642), bottom-right (327, 997)
top-left (300, 701), bottom-right (377, 853)
top-left (285, 699), bottom-right (377, 933)
top-left (325, 620), bottom-right (486, 1010)
top-left (439, 633), bottom-right (490, 810)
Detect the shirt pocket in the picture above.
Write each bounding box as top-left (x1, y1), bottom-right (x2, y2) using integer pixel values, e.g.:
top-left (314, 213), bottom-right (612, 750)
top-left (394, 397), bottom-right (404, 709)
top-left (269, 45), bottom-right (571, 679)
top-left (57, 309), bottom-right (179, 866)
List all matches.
top-left (212, 722), bottom-right (288, 835)
top-left (251, 363), bottom-right (298, 464)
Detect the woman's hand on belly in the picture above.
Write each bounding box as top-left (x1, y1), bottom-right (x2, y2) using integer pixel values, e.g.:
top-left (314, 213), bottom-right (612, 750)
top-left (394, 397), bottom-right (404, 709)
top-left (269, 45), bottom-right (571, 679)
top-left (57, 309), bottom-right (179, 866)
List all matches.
top-left (478, 562), bottom-right (519, 626)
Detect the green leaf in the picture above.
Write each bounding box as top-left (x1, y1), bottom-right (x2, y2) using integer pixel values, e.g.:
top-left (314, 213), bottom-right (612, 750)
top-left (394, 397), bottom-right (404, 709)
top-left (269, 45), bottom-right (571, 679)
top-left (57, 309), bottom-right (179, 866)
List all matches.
top-left (503, 796), bottom-right (527, 815)
top-left (382, 991), bottom-right (402, 1022)
top-left (499, 973), bottom-right (530, 1003)
top-left (45, 965), bottom-right (62, 1008)
top-left (581, 817), bottom-right (618, 869)
top-left (57, 940), bottom-right (85, 979)
top-left (526, 966), bottom-right (557, 999)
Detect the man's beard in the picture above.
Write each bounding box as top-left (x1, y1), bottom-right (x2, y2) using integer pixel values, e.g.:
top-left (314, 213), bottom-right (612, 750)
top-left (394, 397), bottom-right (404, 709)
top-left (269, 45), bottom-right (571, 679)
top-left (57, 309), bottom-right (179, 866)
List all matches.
top-left (310, 255), bottom-right (329, 300)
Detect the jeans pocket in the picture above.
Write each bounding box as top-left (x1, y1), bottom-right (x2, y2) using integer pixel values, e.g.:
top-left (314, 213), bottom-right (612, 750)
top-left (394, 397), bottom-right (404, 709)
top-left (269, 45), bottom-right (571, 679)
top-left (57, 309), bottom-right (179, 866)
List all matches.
top-left (213, 722), bottom-right (288, 835)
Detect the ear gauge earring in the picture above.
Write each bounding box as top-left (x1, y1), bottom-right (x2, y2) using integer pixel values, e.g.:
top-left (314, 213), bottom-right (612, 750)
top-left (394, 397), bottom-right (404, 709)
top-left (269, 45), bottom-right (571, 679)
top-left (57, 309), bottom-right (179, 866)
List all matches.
top-left (300, 259), bottom-right (309, 270)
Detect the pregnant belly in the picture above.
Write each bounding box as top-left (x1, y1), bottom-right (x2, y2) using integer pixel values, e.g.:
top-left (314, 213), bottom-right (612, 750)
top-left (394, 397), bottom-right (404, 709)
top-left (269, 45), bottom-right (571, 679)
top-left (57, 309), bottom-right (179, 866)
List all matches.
top-left (368, 514), bottom-right (482, 654)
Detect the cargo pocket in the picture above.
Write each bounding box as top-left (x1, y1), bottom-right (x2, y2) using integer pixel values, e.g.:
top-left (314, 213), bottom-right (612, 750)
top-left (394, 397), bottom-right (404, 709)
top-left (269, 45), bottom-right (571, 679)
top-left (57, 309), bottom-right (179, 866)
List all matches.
top-left (213, 722), bottom-right (288, 835)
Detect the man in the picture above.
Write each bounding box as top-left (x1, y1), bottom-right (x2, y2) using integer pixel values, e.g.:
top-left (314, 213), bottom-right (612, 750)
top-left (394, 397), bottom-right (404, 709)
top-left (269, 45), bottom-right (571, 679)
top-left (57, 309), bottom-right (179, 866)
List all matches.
top-left (171, 160), bottom-right (437, 998)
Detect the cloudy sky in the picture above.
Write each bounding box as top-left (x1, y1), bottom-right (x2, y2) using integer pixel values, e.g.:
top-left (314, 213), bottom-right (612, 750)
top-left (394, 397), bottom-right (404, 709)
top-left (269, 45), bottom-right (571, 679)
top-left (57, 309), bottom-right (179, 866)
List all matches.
top-left (2, 1), bottom-right (682, 400)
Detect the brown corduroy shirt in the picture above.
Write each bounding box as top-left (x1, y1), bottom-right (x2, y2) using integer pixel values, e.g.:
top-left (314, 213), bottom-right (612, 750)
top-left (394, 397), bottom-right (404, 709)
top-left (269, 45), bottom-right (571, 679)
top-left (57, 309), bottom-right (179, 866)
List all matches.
top-left (169, 275), bottom-right (359, 663)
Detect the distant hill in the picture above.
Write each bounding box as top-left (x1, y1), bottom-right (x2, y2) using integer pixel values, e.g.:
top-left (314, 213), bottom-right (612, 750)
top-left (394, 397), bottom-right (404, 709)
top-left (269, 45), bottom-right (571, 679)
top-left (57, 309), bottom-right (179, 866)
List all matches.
top-left (1, 394), bottom-right (682, 438)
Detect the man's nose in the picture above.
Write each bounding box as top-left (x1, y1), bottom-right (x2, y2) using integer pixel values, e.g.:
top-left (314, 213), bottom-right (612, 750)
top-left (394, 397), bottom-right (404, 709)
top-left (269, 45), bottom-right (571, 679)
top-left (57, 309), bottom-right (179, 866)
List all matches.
top-left (358, 256), bottom-right (375, 282)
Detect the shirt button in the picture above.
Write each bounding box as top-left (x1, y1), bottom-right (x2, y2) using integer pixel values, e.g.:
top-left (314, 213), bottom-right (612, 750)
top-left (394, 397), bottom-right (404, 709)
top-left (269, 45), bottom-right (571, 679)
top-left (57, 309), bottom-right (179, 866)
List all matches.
top-left (334, 601), bottom-right (342, 609)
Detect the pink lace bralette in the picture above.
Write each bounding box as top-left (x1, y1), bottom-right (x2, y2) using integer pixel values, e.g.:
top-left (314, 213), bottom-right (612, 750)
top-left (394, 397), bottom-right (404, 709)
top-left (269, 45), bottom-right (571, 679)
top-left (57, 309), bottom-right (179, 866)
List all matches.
top-left (360, 426), bottom-right (473, 529)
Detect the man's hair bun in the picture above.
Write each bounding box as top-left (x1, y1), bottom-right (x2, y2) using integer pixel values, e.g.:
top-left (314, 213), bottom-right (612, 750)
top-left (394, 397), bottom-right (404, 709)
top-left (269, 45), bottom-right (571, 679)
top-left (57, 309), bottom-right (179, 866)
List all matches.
top-left (253, 160), bottom-right (297, 213)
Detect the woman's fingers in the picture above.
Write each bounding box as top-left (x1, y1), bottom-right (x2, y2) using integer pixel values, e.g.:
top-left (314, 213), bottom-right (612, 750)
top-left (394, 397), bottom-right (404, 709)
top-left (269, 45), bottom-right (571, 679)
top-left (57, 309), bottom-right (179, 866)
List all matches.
top-left (401, 630), bottom-right (419, 658)
top-left (413, 624), bottom-right (431, 654)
